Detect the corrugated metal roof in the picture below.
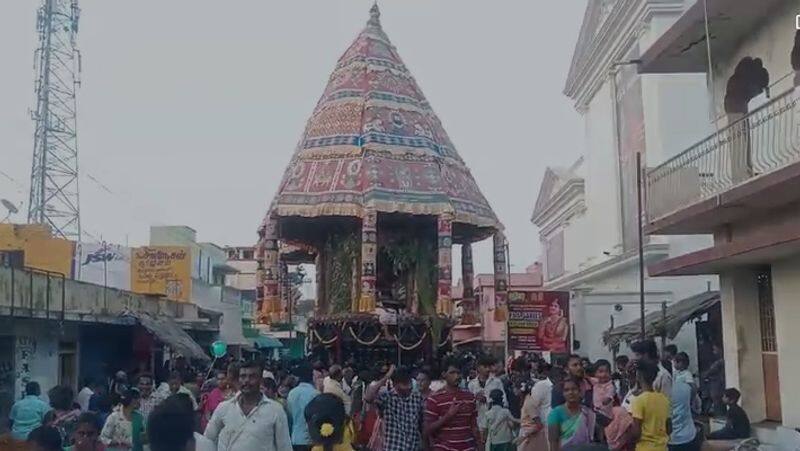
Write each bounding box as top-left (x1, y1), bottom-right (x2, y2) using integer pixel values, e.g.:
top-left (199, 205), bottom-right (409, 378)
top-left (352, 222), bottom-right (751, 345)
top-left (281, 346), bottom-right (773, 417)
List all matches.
top-left (603, 290), bottom-right (720, 349)
top-left (128, 312), bottom-right (210, 361)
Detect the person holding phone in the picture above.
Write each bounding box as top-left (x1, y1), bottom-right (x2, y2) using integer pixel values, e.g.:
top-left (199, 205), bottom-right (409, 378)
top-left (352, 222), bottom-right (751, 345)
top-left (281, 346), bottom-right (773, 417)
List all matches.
top-left (424, 359), bottom-right (481, 451)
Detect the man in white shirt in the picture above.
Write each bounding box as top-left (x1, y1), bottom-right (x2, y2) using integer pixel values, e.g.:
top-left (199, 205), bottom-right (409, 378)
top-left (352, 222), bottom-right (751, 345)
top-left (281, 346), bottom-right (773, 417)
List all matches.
top-left (528, 368), bottom-right (554, 421)
top-left (205, 361), bottom-right (292, 451)
top-left (322, 365), bottom-right (352, 415)
top-left (76, 378), bottom-right (95, 412)
top-left (467, 356), bottom-right (507, 432)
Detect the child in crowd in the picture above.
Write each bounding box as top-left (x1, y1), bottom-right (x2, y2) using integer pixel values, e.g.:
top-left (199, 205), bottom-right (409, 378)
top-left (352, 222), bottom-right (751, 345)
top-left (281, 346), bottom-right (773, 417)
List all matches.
top-left (590, 359), bottom-right (617, 418)
top-left (672, 352), bottom-right (701, 415)
top-left (707, 388), bottom-right (751, 441)
top-left (306, 393), bottom-right (355, 451)
top-left (630, 361), bottom-right (671, 451)
top-left (484, 389), bottom-right (519, 451)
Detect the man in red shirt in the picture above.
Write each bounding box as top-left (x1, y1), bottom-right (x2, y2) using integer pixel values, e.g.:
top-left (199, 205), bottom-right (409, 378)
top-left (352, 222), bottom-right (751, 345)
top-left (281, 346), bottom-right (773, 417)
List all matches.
top-left (424, 359), bottom-right (481, 451)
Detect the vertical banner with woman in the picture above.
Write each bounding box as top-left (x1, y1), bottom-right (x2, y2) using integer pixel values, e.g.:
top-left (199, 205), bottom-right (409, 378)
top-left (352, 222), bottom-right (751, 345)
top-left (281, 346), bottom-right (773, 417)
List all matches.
top-left (506, 291), bottom-right (570, 353)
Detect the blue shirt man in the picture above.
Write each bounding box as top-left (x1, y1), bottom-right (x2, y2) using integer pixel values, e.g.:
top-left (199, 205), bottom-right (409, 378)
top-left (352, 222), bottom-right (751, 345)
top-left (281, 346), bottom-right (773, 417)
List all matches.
top-left (286, 369), bottom-right (319, 447)
top-left (10, 381), bottom-right (50, 440)
top-left (670, 377), bottom-right (696, 447)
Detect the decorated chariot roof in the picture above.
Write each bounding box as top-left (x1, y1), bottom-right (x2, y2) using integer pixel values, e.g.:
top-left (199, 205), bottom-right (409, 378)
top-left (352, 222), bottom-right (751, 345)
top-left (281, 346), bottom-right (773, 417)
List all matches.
top-left (267, 5), bottom-right (500, 233)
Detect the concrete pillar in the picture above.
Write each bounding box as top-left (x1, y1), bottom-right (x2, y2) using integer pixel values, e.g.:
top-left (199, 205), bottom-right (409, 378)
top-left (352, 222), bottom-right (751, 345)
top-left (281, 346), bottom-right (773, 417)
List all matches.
top-left (436, 214), bottom-right (453, 315)
top-left (358, 209), bottom-right (377, 313)
top-left (770, 256), bottom-right (800, 428)
top-left (719, 269), bottom-right (766, 422)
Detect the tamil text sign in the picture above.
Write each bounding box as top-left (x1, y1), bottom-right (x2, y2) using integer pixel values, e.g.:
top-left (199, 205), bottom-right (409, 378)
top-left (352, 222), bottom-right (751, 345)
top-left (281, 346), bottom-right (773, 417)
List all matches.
top-left (507, 291), bottom-right (570, 352)
top-left (131, 246), bottom-right (192, 302)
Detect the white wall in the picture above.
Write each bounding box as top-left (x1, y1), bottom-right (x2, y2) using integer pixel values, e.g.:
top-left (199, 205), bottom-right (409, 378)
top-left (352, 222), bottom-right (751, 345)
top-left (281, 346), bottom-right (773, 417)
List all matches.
top-left (570, 265), bottom-right (702, 368)
top-left (576, 289), bottom-right (699, 367)
top-left (582, 81), bottom-right (623, 262)
top-left (709, 2), bottom-right (798, 122)
top-left (226, 260), bottom-right (257, 290)
top-left (719, 269), bottom-right (766, 423)
top-left (9, 321), bottom-right (80, 401)
top-left (641, 73), bottom-right (712, 164)
top-left (770, 255), bottom-right (800, 428)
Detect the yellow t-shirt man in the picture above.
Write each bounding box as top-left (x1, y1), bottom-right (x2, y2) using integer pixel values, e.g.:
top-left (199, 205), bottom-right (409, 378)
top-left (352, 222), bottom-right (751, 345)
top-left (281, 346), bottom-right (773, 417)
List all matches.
top-left (630, 391), bottom-right (671, 451)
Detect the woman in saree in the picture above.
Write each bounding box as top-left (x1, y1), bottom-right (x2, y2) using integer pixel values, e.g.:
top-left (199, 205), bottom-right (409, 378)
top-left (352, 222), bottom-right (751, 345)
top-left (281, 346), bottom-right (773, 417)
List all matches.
top-left (604, 406), bottom-right (635, 451)
top-left (547, 378), bottom-right (597, 451)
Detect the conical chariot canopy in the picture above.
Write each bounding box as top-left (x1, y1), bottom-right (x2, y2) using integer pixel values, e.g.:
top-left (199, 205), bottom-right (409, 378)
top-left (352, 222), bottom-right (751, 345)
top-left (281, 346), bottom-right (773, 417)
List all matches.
top-left (265, 5), bottom-right (501, 242)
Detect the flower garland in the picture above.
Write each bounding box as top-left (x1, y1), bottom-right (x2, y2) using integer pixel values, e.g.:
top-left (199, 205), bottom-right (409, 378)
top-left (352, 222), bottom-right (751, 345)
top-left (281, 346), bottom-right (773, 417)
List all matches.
top-left (348, 326), bottom-right (381, 346)
top-left (312, 328), bottom-right (339, 345)
top-left (393, 330), bottom-right (428, 351)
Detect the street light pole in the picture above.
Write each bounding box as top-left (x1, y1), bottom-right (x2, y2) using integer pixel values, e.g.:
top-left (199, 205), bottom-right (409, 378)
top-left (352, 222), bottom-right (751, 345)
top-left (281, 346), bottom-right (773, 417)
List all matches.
top-left (637, 152), bottom-right (646, 340)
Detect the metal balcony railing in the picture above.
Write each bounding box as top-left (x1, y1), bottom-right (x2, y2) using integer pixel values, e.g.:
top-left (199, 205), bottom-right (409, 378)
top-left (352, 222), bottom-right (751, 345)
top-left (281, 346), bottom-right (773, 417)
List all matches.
top-left (647, 88), bottom-right (800, 222)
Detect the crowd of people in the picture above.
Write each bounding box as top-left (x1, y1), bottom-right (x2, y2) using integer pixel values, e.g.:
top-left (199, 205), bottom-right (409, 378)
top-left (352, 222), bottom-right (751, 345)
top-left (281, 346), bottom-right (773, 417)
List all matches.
top-left (3, 340), bottom-right (753, 451)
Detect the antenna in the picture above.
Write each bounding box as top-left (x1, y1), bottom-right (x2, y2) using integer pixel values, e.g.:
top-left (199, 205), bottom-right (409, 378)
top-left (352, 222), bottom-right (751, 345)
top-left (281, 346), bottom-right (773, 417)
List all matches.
top-left (1, 199), bottom-right (19, 223)
top-left (27, 0), bottom-right (82, 240)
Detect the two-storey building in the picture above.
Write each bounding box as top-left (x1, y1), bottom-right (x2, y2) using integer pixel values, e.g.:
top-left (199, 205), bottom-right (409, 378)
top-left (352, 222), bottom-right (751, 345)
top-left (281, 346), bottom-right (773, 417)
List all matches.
top-left (639, 0), bottom-right (800, 439)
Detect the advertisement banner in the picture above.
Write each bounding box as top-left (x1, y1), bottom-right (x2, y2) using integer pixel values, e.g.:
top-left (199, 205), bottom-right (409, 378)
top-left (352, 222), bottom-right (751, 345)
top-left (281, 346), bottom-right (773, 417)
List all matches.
top-left (75, 242), bottom-right (131, 291)
top-left (507, 291), bottom-right (570, 353)
top-left (131, 246), bottom-right (192, 302)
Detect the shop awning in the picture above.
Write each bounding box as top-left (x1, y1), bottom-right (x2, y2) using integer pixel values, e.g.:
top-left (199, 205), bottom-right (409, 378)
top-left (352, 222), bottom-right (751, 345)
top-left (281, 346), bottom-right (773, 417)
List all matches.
top-left (253, 335), bottom-right (283, 349)
top-left (128, 312), bottom-right (210, 361)
top-left (602, 290), bottom-right (720, 349)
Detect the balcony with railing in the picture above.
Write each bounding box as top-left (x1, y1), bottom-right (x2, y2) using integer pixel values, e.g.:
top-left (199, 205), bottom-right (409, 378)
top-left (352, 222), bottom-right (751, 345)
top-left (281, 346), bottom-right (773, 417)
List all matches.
top-left (646, 87), bottom-right (800, 234)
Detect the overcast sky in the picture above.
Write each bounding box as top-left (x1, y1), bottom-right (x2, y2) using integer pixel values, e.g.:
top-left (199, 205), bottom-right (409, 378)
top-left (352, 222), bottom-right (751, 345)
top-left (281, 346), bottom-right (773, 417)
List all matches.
top-left (1, 0), bottom-right (586, 274)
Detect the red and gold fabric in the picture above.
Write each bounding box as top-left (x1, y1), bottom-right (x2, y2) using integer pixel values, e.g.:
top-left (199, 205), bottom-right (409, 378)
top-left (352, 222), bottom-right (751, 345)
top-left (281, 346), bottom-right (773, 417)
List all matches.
top-left (358, 209), bottom-right (377, 312)
top-left (436, 214), bottom-right (453, 315)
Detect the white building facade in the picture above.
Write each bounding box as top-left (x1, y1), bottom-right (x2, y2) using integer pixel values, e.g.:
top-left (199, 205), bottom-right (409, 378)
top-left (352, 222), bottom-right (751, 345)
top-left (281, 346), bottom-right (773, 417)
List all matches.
top-left (533, 0), bottom-right (717, 362)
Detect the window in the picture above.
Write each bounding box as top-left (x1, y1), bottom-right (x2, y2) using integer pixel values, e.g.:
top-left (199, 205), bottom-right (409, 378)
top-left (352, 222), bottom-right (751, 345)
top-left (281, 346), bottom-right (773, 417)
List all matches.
top-left (243, 249), bottom-right (254, 260)
top-left (757, 268), bottom-right (776, 353)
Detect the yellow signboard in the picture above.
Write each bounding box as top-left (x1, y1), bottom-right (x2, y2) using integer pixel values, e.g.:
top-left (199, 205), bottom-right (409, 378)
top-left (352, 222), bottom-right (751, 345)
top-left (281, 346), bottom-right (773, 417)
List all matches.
top-left (131, 246), bottom-right (192, 302)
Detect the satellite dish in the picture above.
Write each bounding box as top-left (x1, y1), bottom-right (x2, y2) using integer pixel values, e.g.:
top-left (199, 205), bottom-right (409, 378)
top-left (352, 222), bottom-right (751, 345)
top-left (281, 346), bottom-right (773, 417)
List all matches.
top-left (1, 199), bottom-right (18, 215)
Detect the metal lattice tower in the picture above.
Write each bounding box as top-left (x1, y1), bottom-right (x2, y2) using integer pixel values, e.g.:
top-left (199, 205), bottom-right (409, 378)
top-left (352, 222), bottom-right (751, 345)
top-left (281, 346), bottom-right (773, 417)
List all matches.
top-left (27, 0), bottom-right (82, 240)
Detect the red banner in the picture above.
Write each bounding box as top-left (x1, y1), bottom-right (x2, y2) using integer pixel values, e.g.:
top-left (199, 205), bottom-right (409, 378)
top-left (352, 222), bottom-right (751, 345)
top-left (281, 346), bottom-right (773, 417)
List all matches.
top-left (507, 291), bottom-right (570, 352)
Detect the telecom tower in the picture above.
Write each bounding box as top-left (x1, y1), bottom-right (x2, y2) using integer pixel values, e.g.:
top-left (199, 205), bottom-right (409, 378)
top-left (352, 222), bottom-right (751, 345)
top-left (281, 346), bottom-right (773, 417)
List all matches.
top-left (28, 0), bottom-right (82, 240)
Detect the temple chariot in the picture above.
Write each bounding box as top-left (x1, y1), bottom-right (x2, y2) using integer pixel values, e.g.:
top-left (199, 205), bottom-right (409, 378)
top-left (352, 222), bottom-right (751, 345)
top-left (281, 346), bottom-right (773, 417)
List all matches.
top-left (255, 5), bottom-right (507, 364)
